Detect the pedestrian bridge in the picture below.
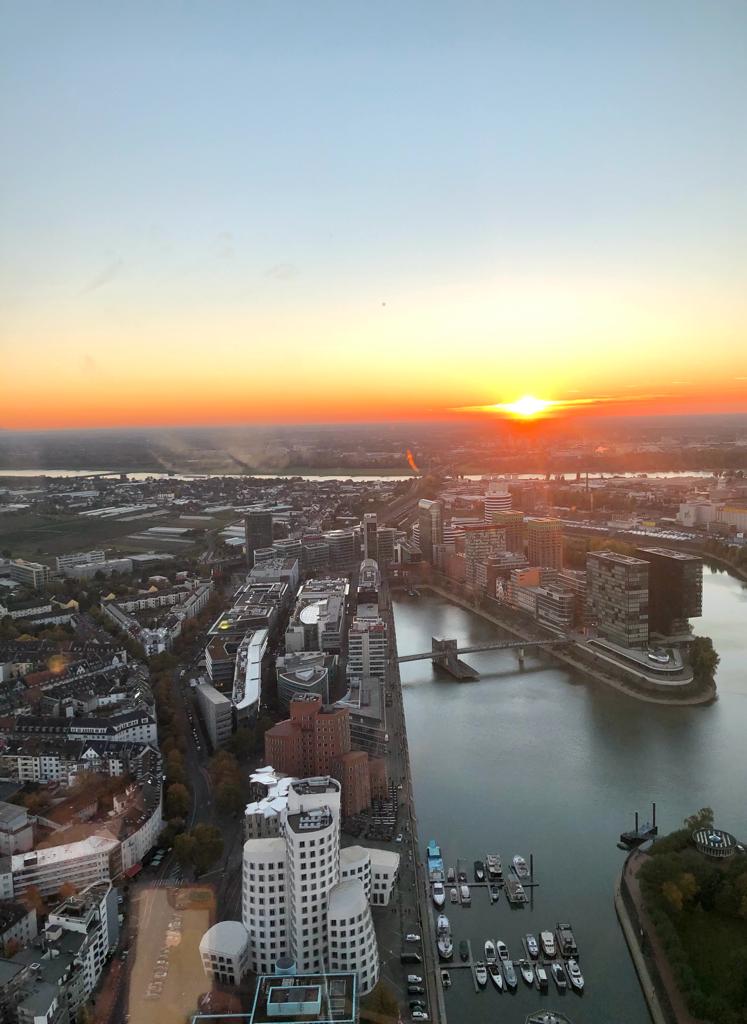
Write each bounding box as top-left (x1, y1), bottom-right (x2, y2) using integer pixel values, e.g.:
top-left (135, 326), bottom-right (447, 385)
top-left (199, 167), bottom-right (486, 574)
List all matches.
top-left (398, 635), bottom-right (568, 676)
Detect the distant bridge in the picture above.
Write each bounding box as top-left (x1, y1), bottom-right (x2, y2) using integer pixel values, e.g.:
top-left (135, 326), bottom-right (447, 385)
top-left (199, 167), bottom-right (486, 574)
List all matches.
top-left (397, 635), bottom-right (568, 677)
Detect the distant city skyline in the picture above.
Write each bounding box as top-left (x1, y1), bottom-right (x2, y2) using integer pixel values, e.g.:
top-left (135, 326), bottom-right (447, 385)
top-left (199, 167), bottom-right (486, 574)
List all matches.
top-left (2, 1), bottom-right (746, 429)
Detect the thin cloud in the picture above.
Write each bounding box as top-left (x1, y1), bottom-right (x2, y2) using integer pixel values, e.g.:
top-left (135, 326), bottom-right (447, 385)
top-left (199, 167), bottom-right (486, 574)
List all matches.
top-left (80, 257), bottom-right (124, 294)
top-left (265, 262), bottom-right (299, 281)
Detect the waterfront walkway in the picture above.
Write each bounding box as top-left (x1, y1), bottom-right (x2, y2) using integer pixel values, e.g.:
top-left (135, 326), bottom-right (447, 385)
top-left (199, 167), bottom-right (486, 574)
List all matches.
top-left (420, 582), bottom-right (715, 706)
top-left (619, 850), bottom-right (702, 1024)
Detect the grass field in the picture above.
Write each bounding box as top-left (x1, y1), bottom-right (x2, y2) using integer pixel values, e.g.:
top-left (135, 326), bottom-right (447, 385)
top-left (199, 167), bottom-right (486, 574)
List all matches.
top-left (0, 509), bottom-right (232, 563)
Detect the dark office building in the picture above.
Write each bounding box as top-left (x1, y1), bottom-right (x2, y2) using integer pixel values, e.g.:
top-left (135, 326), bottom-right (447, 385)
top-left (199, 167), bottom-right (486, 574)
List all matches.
top-left (637, 546), bottom-right (703, 637)
top-left (245, 510), bottom-right (274, 567)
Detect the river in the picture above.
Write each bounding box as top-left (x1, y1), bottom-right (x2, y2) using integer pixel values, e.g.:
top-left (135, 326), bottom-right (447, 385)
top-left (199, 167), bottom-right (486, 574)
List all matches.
top-left (393, 567), bottom-right (747, 1024)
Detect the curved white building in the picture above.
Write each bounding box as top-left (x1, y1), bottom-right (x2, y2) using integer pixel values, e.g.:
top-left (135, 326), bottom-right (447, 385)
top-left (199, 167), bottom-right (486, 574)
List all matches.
top-left (242, 835), bottom-right (288, 975)
top-left (484, 478), bottom-right (512, 522)
top-left (199, 920), bottom-right (250, 985)
top-left (327, 879), bottom-right (379, 995)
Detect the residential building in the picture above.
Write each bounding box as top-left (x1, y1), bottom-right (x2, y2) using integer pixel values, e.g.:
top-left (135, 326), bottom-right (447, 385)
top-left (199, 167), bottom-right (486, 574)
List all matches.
top-left (526, 518), bottom-right (563, 569)
top-left (586, 551), bottom-right (649, 647)
top-left (195, 682), bottom-right (233, 747)
top-left (0, 803), bottom-right (33, 856)
top-left (0, 901), bottom-right (37, 952)
top-left (637, 547), bottom-right (703, 637)
top-left (462, 524), bottom-right (507, 592)
top-left (489, 510), bottom-right (525, 553)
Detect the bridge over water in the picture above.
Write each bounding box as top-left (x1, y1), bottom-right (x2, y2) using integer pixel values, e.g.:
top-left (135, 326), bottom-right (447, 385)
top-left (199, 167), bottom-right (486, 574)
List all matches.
top-left (398, 635), bottom-right (568, 678)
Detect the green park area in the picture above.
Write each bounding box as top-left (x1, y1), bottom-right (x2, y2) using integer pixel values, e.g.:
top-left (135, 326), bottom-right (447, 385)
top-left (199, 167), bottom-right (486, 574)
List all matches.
top-left (639, 809), bottom-right (747, 1023)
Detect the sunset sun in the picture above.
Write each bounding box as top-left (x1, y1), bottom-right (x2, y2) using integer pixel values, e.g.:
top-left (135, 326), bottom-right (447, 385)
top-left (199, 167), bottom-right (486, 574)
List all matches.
top-left (501, 395), bottom-right (553, 418)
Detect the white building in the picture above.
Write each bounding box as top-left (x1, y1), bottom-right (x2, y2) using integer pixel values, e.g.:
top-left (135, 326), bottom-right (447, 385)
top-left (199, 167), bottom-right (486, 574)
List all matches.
top-left (8, 560), bottom-right (50, 589)
top-left (232, 628), bottom-right (269, 722)
top-left (199, 920), bottom-right (250, 985)
top-left (195, 682), bottom-right (233, 747)
top-left (483, 478), bottom-right (512, 522)
top-left (56, 550), bottom-right (106, 573)
top-left (327, 879), bottom-right (380, 995)
top-left (0, 802), bottom-right (34, 856)
top-left (239, 776), bottom-right (388, 994)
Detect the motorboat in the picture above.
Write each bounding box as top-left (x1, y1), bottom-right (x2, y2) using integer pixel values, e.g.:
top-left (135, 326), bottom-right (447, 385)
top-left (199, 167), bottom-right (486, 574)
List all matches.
top-left (525, 933), bottom-right (539, 959)
top-left (432, 881), bottom-right (446, 908)
top-left (474, 859), bottom-right (485, 882)
top-left (460, 884), bottom-right (471, 904)
top-left (496, 939), bottom-right (509, 962)
top-left (440, 969), bottom-right (451, 988)
top-left (566, 959), bottom-right (584, 992)
top-left (519, 959), bottom-right (535, 985)
top-left (474, 961), bottom-right (488, 987)
top-left (489, 883), bottom-right (500, 902)
top-left (512, 854), bottom-right (530, 879)
top-left (502, 959), bottom-right (518, 990)
top-left (488, 961), bottom-right (504, 991)
top-left (535, 964), bottom-right (549, 990)
top-left (447, 866), bottom-right (455, 883)
top-left (540, 931), bottom-right (556, 958)
top-left (485, 853), bottom-right (503, 880)
top-left (459, 940), bottom-right (469, 961)
top-left (484, 940), bottom-right (496, 963)
top-left (556, 922), bottom-right (579, 958)
top-left (449, 887), bottom-right (459, 904)
top-left (457, 861), bottom-right (468, 883)
top-left (437, 914), bottom-right (453, 960)
top-left (525, 1013), bottom-right (574, 1024)
top-left (551, 962), bottom-right (568, 991)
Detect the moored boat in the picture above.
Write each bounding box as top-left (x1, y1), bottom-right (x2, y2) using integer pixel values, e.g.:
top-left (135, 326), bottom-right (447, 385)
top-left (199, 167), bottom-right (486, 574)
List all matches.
top-left (502, 959), bottom-right (518, 990)
top-left (449, 887), bottom-right (458, 903)
top-left (432, 881), bottom-right (446, 908)
top-left (535, 963), bottom-right (549, 990)
top-left (566, 959), bottom-right (584, 992)
top-left (475, 961), bottom-right (488, 987)
top-left (488, 961), bottom-right (504, 991)
top-left (525, 1013), bottom-right (574, 1024)
top-left (447, 866), bottom-right (455, 883)
top-left (485, 852), bottom-right (503, 880)
top-left (556, 922), bottom-right (578, 958)
top-left (474, 859), bottom-right (485, 882)
top-left (551, 962), bottom-right (568, 991)
top-left (512, 854), bottom-right (530, 879)
top-left (489, 883), bottom-right (500, 902)
top-left (440, 969), bottom-right (451, 988)
top-left (437, 914), bottom-right (453, 960)
top-left (460, 883), bottom-right (471, 904)
top-left (540, 931), bottom-right (556, 958)
top-left (519, 958), bottom-right (535, 985)
top-left (525, 933), bottom-right (539, 959)
top-left (457, 860), bottom-right (468, 883)
top-left (484, 940), bottom-right (496, 963)
top-left (496, 939), bottom-right (509, 962)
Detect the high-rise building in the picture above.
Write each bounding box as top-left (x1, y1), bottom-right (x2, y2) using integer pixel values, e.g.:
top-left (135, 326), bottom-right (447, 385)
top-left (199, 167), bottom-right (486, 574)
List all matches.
top-left (240, 776), bottom-right (383, 992)
top-left (245, 511), bottom-right (273, 567)
top-left (325, 529), bottom-right (358, 571)
top-left (586, 551), bottom-right (649, 647)
top-left (376, 527), bottom-right (396, 571)
top-left (362, 513), bottom-right (378, 562)
top-left (417, 499), bottom-right (443, 562)
top-left (462, 524), bottom-right (507, 591)
top-left (637, 547), bottom-right (703, 637)
top-left (526, 518), bottom-right (563, 569)
top-left (347, 618), bottom-right (388, 679)
top-left (489, 510), bottom-right (526, 553)
top-left (483, 478), bottom-right (512, 523)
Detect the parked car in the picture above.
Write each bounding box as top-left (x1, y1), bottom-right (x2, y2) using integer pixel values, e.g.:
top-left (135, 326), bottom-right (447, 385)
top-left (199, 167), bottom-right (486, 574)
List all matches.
top-left (405, 933), bottom-right (421, 942)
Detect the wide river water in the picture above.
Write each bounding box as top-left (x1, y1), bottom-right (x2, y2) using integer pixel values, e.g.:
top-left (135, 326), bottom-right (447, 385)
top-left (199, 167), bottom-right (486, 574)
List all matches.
top-left (393, 567), bottom-right (747, 1024)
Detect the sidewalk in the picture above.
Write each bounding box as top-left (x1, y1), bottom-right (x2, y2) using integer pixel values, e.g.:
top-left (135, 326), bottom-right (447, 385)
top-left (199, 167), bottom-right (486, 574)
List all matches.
top-left (621, 850), bottom-right (702, 1024)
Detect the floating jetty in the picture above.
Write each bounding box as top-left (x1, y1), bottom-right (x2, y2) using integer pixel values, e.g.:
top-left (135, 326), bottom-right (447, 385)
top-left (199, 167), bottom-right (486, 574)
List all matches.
top-left (620, 803), bottom-right (658, 847)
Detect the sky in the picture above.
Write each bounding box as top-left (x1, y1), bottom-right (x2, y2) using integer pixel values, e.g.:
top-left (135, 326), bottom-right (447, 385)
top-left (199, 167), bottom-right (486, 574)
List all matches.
top-left (1, 0), bottom-right (746, 429)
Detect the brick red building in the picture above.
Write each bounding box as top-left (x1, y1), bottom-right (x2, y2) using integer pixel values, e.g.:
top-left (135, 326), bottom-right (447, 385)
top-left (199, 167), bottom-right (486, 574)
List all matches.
top-left (265, 694), bottom-right (387, 817)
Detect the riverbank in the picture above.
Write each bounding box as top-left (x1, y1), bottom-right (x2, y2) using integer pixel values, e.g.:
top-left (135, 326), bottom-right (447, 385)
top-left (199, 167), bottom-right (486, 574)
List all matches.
top-left (416, 581), bottom-right (716, 706)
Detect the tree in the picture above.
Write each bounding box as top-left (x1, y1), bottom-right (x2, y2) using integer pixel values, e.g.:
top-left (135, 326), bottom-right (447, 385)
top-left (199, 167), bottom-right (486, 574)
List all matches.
top-left (24, 885), bottom-right (47, 917)
top-left (684, 807), bottom-right (715, 832)
top-left (689, 637), bottom-right (720, 683)
top-left (215, 780), bottom-right (243, 815)
top-left (58, 881), bottom-right (78, 900)
top-left (165, 783), bottom-right (191, 819)
top-left (191, 823), bottom-right (224, 876)
top-left (173, 832), bottom-right (197, 869)
top-left (678, 872), bottom-right (699, 905)
top-left (662, 880), bottom-right (684, 913)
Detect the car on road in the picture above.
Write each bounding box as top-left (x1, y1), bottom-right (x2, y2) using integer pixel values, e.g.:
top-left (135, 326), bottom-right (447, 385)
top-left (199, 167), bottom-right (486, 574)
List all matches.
top-left (412, 1013), bottom-right (429, 1022)
top-left (409, 1000), bottom-right (427, 1011)
top-left (408, 985), bottom-right (425, 995)
top-left (407, 975), bottom-right (423, 984)
top-left (405, 933), bottom-right (421, 942)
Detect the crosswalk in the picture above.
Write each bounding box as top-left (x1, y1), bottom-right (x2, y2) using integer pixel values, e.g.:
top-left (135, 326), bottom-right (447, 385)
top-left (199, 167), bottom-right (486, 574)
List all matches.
top-left (151, 874), bottom-right (182, 888)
